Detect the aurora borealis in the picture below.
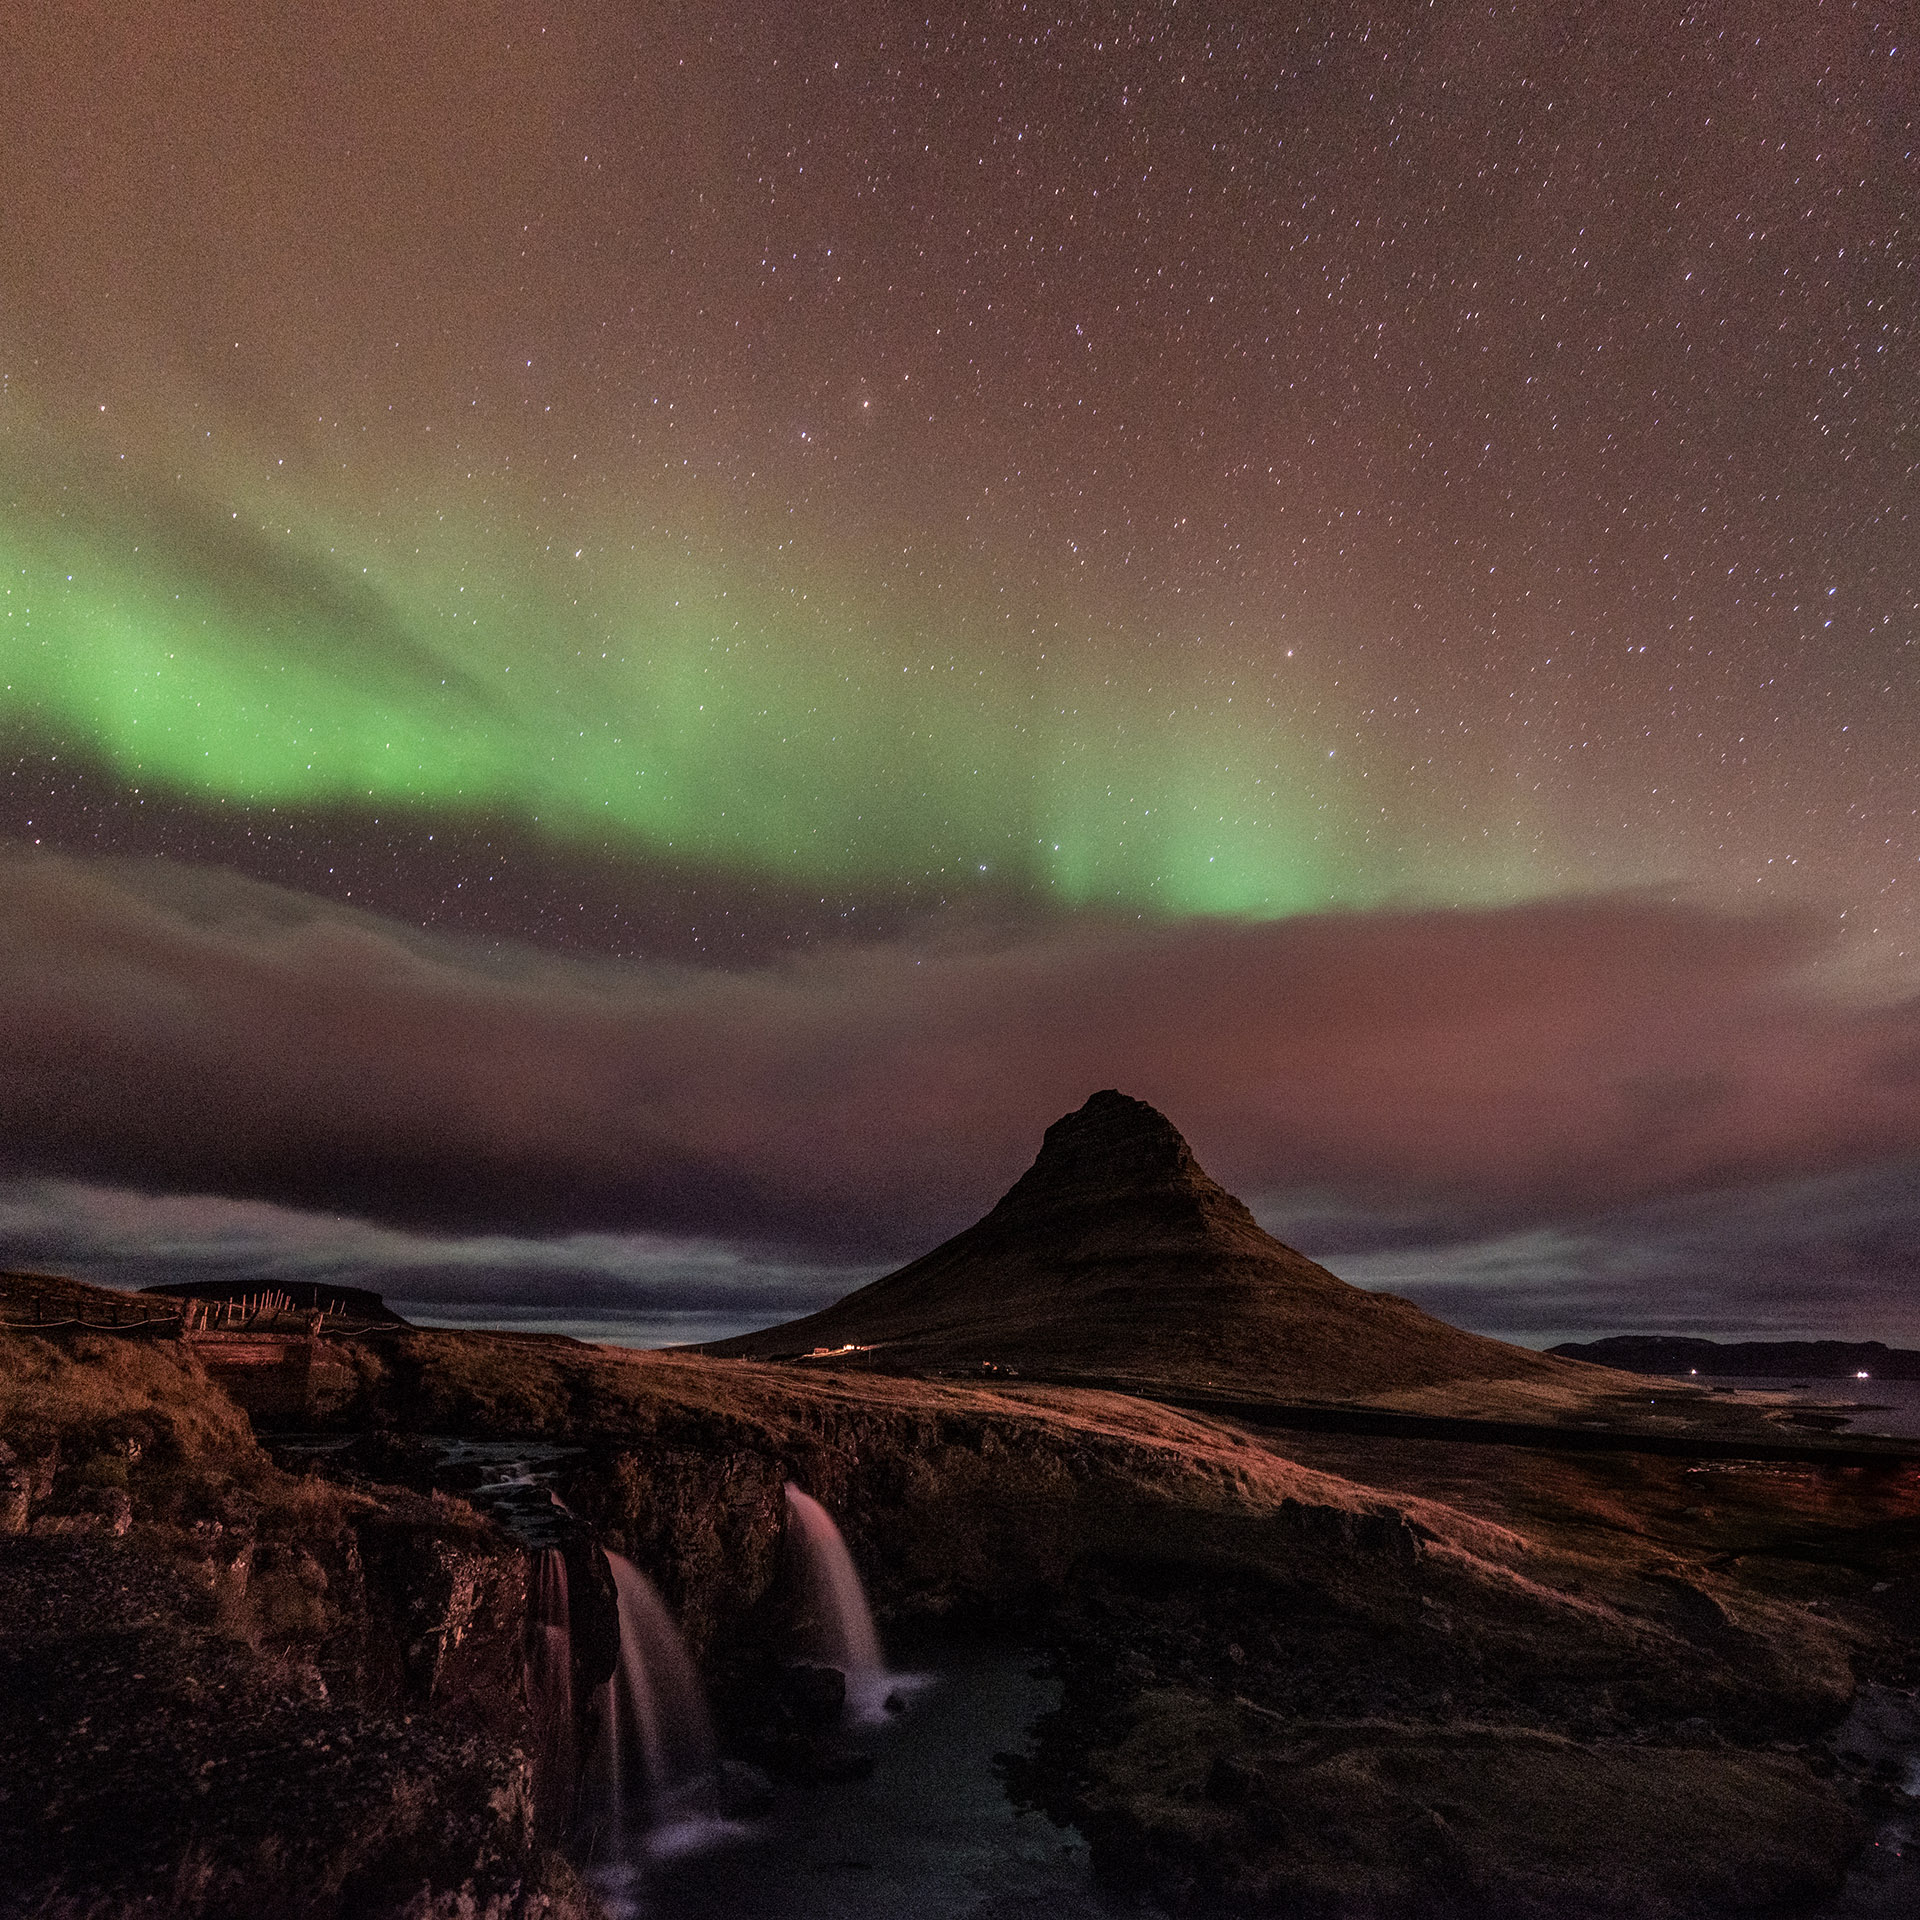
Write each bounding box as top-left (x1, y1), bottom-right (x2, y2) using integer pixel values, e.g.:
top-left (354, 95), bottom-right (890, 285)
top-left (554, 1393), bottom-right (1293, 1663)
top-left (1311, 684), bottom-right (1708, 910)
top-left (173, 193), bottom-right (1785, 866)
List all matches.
top-left (2, 1), bottom-right (1916, 1342)
top-left (1, 484), bottom-right (1421, 920)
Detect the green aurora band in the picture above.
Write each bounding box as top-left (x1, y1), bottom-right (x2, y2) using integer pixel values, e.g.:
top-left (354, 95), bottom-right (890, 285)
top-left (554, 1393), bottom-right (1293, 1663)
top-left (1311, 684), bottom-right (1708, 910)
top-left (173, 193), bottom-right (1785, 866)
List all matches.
top-left (1, 490), bottom-right (1536, 917)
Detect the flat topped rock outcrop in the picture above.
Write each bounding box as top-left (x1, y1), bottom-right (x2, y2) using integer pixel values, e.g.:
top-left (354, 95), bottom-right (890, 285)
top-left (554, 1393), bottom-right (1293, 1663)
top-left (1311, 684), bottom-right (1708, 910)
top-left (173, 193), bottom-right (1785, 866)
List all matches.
top-left (705, 1091), bottom-right (1576, 1401)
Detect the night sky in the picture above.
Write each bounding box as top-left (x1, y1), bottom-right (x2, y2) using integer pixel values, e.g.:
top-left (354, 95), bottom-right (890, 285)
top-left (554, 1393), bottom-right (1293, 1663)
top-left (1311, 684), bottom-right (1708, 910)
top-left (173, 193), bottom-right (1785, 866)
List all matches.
top-left (3, 1), bottom-right (1916, 1346)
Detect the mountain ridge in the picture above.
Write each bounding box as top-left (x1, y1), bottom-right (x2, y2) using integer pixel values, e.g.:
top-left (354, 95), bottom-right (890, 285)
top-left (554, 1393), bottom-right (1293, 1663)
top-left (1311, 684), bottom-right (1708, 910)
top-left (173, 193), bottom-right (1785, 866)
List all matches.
top-left (1552, 1334), bottom-right (1920, 1380)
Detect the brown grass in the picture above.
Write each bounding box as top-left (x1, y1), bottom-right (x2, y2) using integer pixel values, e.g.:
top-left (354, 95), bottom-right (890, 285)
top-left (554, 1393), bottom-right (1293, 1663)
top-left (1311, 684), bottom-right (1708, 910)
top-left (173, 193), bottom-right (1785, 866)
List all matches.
top-left (0, 1327), bottom-right (255, 1464)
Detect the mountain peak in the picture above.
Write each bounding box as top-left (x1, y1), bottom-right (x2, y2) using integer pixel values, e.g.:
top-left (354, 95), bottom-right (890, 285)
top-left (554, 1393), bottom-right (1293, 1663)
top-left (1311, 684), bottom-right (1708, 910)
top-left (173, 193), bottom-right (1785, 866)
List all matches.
top-left (1016, 1088), bottom-right (1193, 1180)
top-left (983, 1089), bottom-right (1258, 1233)
top-left (705, 1091), bottom-right (1566, 1401)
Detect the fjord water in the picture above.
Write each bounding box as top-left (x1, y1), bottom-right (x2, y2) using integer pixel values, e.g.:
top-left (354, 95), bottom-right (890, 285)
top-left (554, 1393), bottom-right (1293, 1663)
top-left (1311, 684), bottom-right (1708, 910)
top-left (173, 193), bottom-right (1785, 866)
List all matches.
top-left (1698, 1376), bottom-right (1920, 1439)
top-left (1808, 1376), bottom-right (1920, 1440)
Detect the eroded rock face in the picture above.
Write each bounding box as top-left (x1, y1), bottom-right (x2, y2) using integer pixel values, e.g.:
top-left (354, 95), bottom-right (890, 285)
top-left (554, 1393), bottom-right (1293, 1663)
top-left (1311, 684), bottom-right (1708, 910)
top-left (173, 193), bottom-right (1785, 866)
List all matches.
top-left (1050, 1690), bottom-right (1862, 1920)
top-left (572, 1442), bottom-right (788, 1662)
top-left (0, 1527), bottom-right (566, 1919)
top-left (358, 1524), bottom-right (505, 1704)
top-left (1006, 1529), bottom-right (1867, 1916)
top-left (0, 1326), bottom-right (576, 1919)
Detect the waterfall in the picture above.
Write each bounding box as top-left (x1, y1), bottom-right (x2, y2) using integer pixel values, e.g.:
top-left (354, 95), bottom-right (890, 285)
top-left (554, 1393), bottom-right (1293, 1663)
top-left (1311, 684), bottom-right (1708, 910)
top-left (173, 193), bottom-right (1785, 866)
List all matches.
top-left (783, 1483), bottom-right (891, 1721)
top-left (600, 1550), bottom-right (718, 1794)
top-left (527, 1549), bottom-right (575, 1821)
top-left (581, 1551), bottom-right (726, 1908)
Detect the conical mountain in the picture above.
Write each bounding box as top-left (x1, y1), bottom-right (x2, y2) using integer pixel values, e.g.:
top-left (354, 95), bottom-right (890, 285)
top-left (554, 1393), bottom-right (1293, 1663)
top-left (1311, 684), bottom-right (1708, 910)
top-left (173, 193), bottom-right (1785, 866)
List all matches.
top-left (706, 1091), bottom-right (1576, 1400)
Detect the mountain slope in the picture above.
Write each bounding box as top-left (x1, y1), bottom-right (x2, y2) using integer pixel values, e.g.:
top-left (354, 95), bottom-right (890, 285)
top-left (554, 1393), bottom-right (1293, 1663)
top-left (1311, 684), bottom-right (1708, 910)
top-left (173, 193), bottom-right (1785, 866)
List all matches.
top-left (705, 1090), bottom-right (1576, 1400)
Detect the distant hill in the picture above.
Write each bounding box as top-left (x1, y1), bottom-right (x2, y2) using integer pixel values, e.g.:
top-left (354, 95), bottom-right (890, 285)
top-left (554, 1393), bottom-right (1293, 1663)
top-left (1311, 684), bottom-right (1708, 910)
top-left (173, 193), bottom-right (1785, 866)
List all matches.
top-left (704, 1090), bottom-right (1586, 1401)
top-left (1551, 1335), bottom-right (1920, 1380)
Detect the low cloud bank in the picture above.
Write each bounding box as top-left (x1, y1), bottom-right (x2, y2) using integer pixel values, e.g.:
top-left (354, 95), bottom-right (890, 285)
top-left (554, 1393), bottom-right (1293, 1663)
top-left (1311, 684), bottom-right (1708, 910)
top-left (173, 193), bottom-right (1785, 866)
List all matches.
top-left (0, 1176), bottom-right (862, 1343)
top-left (1310, 1162), bottom-right (1920, 1347)
top-left (2, 850), bottom-right (1916, 1285)
top-left (6, 1158), bottom-right (1915, 1348)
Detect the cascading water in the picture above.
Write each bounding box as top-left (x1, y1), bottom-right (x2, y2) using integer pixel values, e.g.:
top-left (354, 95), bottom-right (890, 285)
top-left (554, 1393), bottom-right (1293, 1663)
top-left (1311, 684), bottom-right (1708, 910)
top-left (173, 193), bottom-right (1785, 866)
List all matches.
top-left (783, 1484), bottom-right (894, 1721)
top-left (601, 1552), bottom-right (719, 1795)
top-left (581, 1551), bottom-right (729, 1913)
top-left (527, 1549), bottom-right (575, 1823)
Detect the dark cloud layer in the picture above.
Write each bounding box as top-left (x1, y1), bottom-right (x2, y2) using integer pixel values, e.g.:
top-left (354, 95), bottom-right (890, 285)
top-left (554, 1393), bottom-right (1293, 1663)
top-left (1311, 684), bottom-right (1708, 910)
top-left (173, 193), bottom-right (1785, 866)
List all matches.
top-left (1315, 1164), bottom-right (1920, 1347)
top-left (0, 1174), bottom-right (859, 1345)
top-left (3, 850), bottom-right (1915, 1276)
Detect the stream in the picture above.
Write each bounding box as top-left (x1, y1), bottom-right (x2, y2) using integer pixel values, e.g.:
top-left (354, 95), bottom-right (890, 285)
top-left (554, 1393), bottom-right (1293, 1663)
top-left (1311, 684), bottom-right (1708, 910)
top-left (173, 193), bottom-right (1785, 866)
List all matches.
top-left (1807, 1684), bottom-right (1920, 1918)
top-left (648, 1646), bottom-right (1162, 1920)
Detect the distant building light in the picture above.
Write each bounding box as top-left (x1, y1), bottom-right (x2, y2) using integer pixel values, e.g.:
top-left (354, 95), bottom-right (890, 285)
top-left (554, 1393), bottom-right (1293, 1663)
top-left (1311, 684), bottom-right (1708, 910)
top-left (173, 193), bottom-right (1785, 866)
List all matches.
top-left (1856, 1370), bottom-right (1871, 1379)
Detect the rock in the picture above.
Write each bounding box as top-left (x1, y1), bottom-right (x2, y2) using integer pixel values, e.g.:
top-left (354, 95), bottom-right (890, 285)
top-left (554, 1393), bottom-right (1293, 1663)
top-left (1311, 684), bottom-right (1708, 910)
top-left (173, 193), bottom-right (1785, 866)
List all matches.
top-left (25, 1445), bottom-right (58, 1503)
top-left (11, 1213), bottom-right (1916, 1920)
top-left (561, 1539), bottom-right (620, 1694)
top-left (1278, 1495), bottom-right (1424, 1566)
top-left (358, 1525), bottom-right (509, 1705)
top-left (780, 1661), bottom-right (848, 1729)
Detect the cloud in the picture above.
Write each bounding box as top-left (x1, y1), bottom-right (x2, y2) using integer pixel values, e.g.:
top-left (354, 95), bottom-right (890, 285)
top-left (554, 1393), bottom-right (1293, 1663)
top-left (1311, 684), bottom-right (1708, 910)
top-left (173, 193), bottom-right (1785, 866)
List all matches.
top-left (1, 849), bottom-right (1916, 1266)
top-left (1317, 1163), bottom-right (1920, 1347)
top-left (0, 1176), bottom-right (861, 1340)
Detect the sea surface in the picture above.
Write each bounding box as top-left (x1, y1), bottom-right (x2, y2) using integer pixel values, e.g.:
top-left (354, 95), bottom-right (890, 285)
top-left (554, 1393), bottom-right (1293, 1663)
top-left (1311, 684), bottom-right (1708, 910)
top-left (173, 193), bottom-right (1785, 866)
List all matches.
top-left (1693, 1375), bottom-right (1920, 1441)
top-left (395, 1305), bottom-right (771, 1349)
